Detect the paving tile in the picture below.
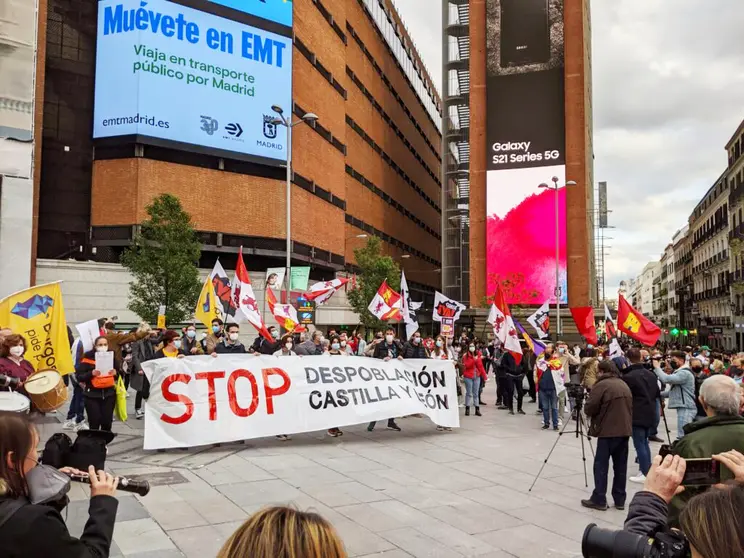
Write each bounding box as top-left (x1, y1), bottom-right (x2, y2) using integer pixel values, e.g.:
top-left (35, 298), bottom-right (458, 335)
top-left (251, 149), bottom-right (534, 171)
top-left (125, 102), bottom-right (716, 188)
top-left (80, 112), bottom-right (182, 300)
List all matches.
top-left (168, 524), bottom-right (228, 558)
top-left (424, 502), bottom-right (525, 535)
top-left (477, 523), bottom-right (580, 558)
top-left (113, 518), bottom-right (177, 555)
top-left (216, 479), bottom-right (301, 508)
top-left (380, 527), bottom-right (464, 558)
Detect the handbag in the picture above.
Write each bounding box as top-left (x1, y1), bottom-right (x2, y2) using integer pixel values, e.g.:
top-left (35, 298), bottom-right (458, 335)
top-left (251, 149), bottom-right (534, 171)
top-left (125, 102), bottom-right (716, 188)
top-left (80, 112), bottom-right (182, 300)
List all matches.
top-left (114, 375), bottom-right (128, 422)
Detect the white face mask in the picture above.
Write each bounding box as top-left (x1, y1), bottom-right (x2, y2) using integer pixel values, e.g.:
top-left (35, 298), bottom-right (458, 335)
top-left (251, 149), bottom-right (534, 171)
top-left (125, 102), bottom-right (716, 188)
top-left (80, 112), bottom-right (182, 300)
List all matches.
top-left (340, 340), bottom-right (347, 347)
top-left (229, 333), bottom-right (239, 342)
top-left (9, 345), bottom-right (24, 357)
top-left (96, 346), bottom-right (108, 353)
top-left (174, 340), bottom-right (182, 349)
top-left (469, 346), bottom-right (475, 352)
top-left (385, 335), bottom-right (394, 343)
top-left (285, 342), bottom-right (293, 351)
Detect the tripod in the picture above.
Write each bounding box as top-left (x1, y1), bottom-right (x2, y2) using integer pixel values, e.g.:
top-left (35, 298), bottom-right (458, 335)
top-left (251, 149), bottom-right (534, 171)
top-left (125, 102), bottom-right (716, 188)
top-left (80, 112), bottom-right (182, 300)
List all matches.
top-left (658, 397), bottom-right (672, 445)
top-left (529, 393), bottom-right (595, 492)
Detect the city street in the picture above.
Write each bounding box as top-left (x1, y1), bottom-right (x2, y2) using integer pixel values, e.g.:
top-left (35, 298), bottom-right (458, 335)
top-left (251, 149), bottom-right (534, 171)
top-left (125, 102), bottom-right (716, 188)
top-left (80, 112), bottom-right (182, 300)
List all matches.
top-left (36, 390), bottom-right (663, 558)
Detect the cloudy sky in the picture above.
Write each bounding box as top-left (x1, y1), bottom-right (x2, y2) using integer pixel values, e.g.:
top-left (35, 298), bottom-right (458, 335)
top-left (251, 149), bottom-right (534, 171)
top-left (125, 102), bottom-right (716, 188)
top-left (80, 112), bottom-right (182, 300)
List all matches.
top-left (392, 0), bottom-right (744, 299)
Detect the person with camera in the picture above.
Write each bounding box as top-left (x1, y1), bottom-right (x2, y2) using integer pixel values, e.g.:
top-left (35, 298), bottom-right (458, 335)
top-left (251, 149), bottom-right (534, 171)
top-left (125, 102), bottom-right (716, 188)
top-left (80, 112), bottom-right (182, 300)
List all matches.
top-left (665, 374), bottom-right (744, 526)
top-left (619, 452), bottom-right (744, 558)
top-left (0, 412), bottom-right (120, 557)
top-left (621, 348), bottom-right (662, 484)
top-left (536, 344), bottom-right (564, 430)
top-left (581, 359), bottom-right (633, 511)
top-left (653, 351), bottom-right (698, 440)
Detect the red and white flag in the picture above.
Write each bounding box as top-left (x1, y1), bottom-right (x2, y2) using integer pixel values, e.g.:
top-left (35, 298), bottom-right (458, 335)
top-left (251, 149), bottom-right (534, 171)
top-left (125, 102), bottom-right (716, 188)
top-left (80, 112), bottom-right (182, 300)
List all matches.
top-left (604, 303), bottom-right (617, 339)
top-left (368, 280), bottom-right (402, 321)
top-left (487, 286), bottom-right (523, 364)
top-left (304, 277), bottom-right (349, 306)
top-left (265, 289), bottom-right (305, 333)
top-left (232, 247), bottom-right (272, 341)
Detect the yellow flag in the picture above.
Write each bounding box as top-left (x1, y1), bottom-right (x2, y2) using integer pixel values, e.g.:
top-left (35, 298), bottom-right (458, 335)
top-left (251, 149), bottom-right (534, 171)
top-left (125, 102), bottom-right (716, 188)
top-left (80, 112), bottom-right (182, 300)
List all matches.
top-left (195, 276), bottom-right (220, 328)
top-left (0, 282), bottom-right (74, 374)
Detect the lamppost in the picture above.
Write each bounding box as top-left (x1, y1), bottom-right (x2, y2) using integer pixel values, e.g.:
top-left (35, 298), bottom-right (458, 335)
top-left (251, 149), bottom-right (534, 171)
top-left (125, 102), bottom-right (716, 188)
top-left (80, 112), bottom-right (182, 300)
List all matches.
top-left (539, 177), bottom-right (577, 342)
top-left (270, 106), bottom-right (318, 303)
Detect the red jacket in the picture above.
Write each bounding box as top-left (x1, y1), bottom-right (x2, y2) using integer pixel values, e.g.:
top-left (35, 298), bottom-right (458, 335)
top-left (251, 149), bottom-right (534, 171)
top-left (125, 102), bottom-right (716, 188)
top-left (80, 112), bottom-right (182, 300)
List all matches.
top-left (462, 352), bottom-right (487, 381)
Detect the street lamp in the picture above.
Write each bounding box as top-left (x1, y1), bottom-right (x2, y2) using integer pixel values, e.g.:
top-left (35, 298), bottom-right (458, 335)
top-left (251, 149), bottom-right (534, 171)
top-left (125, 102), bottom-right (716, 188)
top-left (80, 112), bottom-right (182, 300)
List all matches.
top-left (538, 177), bottom-right (577, 341)
top-left (271, 106), bottom-right (319, 302)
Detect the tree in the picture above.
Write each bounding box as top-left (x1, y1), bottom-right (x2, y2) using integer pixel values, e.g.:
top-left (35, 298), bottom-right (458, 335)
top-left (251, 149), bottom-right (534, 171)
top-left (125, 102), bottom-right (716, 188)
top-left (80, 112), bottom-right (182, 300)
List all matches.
top-left (346, 236), bottom-right (401, 330)
top-left (121, 194), bottom-right (201, 324)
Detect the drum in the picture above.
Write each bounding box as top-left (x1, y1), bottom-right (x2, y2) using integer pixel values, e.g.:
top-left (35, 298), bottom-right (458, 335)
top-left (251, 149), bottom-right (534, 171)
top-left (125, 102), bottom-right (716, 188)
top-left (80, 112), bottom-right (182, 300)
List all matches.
top-left (24, 369), bottom-right (68, 413)
top-left (0, 391), bottom-right (31, 413)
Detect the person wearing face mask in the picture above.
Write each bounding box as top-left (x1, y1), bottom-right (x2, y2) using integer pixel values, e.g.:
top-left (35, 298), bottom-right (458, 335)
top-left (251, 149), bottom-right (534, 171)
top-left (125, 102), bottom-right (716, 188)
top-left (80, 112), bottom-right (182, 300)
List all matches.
top-left (153, 330), bottom-right (186, 360)
top-left (730, 359), bottom-right (744, 384)
top-left (461, 342), bottom-right (487, 417)
top-left (214, 325), bottom-right (247, 355)
top-left (180, 324), bottom-right (204, 356)
top-left (401, 330), bottom-right (428, 359)
top-left (204, 318), bottom-right (225, 354)
top-left (130, 329), bottom-right (163, 420)
top-left (336, 332), bottom-right (354, 356)
top-left (652, 350), bottom-right (697, 440)
top-left (555, 341), bottom-right (580, 427)
top-left (368, 328), bottom-right (403, 432)
top-left (250, 325), bottom-right (281, 355)
top-left (0, 412), bottom-right (120, 558)
top-left (75, 336), bottom-right (119, 431)
top-left (272, 334), bottom-right (296, 441)
top-left (0, 334), bottom-right (35, 395)
top-left (324, 336), bottom-right (345, 438)
top-left (296, 330), bottom-right (324, 356)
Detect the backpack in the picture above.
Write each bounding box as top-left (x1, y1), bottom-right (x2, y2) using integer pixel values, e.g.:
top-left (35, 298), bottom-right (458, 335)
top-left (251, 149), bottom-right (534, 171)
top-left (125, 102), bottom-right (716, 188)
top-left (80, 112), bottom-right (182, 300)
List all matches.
top-left (66, 430), bottom-right (116, 472)
top-left (40, 433), bottom-right (73, 469)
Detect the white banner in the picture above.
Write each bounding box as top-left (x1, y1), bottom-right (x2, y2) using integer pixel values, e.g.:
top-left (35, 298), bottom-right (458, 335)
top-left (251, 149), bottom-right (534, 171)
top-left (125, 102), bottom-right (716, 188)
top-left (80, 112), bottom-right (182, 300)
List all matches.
top-left (142, 355), bottom-right (459, 449)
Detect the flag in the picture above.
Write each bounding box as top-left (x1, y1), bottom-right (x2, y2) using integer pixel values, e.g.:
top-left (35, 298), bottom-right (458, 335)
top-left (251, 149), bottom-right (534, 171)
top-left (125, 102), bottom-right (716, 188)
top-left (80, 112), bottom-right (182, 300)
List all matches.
top-left (233, 247), bottom-right (272, 341)
top-left (527, 301), bottom-right (550, 340)
top-left (209, 260), bottom-right (236, 321)
top-left (514, 319), bottom-right (546, 356)
top-left (604, 303), bottom-right (616, 339)
top-left (490, 286), bottom-right (523, 364)
top-left (432, 291), bottom-right (465, 322)
top-left (304, 277), bottom-right (349, 305)
top-left (368, 280), bottom-right (403, 321)
top-left (265, 288), bottom-right (304, 333)
top-left (0, 282), bottom-right (74, 374)
top-left (194, 275), bottom-right (220, 328)
top-left (617, 295), bottom-right (661, 346)
top-left (570, 307), bottom-right (598, 345)
top-left (400, 271), bottom-right (419, 340)
top-left (609, 338), bottom-right (624, 358)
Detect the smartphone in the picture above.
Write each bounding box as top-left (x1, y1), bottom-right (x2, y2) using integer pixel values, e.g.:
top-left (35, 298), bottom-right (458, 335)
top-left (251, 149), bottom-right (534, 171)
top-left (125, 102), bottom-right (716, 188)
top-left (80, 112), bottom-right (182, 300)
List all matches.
top-left (500, 0), bottom-right (551, 67)
top-left (681, 458), bottom-right (721, 487)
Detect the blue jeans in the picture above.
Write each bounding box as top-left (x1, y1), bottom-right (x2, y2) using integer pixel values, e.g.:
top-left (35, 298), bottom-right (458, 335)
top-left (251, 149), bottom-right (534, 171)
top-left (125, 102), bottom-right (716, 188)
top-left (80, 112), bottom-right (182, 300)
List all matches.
top-left (539, 388), bottom-right (559, 427)
top-left (676, 408), bottom-right (697, 439)
top-left (66, 382), bottom-right (85, 423)
top-left (631, 426), bottom-right (652, 475)
top-left (464, 376), bottom-right (481, 407)
top-left (591, 437), bottom-right (629, 506)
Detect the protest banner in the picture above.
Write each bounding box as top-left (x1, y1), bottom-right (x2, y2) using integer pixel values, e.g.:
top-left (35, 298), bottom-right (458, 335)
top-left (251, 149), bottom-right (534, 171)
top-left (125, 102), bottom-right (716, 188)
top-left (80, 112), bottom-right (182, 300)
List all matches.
top-left (142, 355), bottom-right (458, 449)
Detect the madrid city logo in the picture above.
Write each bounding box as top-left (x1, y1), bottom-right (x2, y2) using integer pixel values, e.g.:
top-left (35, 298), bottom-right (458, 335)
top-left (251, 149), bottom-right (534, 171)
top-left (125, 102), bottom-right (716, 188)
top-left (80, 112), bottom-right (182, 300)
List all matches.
top-left (200, 115), bottom-right (219, 136)
top-left (262, 115), bottom-right (278, 139)
top-left (11, 294), bottom-right (54, 319)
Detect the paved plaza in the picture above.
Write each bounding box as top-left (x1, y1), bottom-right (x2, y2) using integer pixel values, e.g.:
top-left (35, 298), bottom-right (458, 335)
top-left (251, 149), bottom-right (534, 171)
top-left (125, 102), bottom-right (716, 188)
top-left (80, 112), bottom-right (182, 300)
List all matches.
top-left (36, 391), bottom-right (664, 558)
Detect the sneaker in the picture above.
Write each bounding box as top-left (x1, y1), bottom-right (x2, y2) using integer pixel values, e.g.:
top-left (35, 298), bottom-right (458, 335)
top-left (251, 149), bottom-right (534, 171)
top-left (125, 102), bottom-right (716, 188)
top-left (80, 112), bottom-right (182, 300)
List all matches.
top-left (581, 499), bottom-right (608, 511)
top-left (436, 425), bottom-right (446, 431)
top-left (62, 419), bottom-right (76, 430)
top-left (629, 473), bottom-right (646, 484)
top-left (508, 410), bottom-right (515, 415)
top-left (458, 403), bottom-right (465, 408)
top-left (535, 410), bottom-right (543, 415)
top-left (367, 424), bottom-right (375, 432)
top-left (558, 419), bottom-right (563, 427)
top-left (541, 424), bottom-right (549, 430)
top-left (135, 409), bottom-right (145, 420)
top-left (553, 426), bottom-right (559, 431)
top-left (518, 409), bottom-right (526, 415)
top-left (648, 435), bottom-right (665, 443)
top-left (387, 422), bottom-right (402, 432)
top-left (614, 503), bottom-right (625, 511)
top-left (497, 405), bottom-right (509, 410)
top-left (276, 435), bottom-right (291, 441)
top-left (73, 421), bottom-right (89, 432)
top-left (328, 429), bottom-right (341, 437)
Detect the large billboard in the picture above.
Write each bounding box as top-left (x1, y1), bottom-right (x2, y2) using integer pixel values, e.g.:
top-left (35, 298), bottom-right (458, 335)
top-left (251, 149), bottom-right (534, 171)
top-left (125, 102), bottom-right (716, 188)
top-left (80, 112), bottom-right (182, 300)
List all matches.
top-left (93, 0), bottom-right (292, 164)
top-left (486, 0), bottom-right (566, 304)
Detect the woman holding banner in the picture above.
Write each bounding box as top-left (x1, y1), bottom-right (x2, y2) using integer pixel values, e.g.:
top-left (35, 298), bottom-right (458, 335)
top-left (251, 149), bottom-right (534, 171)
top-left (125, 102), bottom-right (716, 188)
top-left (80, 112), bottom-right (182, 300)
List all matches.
top-left (430, 336), bottom-right (455, 432)
top-left (326, 336), bottom-right (345, 438)
top-left (273, 334), bottom-right (295, 442)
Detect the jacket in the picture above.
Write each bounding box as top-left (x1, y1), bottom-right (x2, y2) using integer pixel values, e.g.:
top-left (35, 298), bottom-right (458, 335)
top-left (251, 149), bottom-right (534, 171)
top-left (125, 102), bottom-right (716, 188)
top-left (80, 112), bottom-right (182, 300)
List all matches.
top-left (579, 357), bottom-right (599, 389)
top-left (623, 491), bottom-right (668, 537)
top-left (667, 414), bottom-right (744, 526)
top-left (204, 332), bottom-right (223, 354)
top-left (401, 341), bottom-right (427, 359)
top-left (103, 329), bottom-right (149, 369)
top-left (0, 494), bottom-right (118, 558)
top-left (129, 336), bottom-right (159, 392)
top-left (251, 336), bottom-right (281, 355)
top-left (622, 363), bottom-right (661, 428)
top-left (180, 336), bottom-right (204, 356)
top-left (461, 352), bottom-right (487, 381)
top-left (75, 350), bottom-right (117, 400)
top-left (654, 365), bottom-right (696, 410)
top-left (584, 375), bottom-right (633, 438)
top-left (0, 357), bottom-right (35, 389)
top-left (372, 340), bottom-right (403, 360)
top-left (295, 339), bottom-right (322, 356)
top-left (497, 351), bottom-right (519, 378)
top-left (214, 340), bottom-right (247, 354)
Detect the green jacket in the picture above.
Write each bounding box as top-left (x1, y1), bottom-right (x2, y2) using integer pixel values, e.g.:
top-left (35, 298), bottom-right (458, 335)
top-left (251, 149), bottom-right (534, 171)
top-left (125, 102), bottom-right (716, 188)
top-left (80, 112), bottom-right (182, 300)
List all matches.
top-left (667, 414), bottom-right (744, 526)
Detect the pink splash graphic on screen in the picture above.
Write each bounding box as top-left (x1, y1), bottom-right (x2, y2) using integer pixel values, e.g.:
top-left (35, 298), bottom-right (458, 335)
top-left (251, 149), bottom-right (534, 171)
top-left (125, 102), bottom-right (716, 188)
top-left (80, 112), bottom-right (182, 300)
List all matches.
top-left (486, 187), bottom-right (567, 305)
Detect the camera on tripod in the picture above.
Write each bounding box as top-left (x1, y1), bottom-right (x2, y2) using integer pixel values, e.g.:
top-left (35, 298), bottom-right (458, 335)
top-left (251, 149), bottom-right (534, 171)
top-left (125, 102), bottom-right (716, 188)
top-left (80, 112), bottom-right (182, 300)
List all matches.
top-left (582, 523), bottom-right (689, 557)
top-left (565, 382), bottom-right (586, 403)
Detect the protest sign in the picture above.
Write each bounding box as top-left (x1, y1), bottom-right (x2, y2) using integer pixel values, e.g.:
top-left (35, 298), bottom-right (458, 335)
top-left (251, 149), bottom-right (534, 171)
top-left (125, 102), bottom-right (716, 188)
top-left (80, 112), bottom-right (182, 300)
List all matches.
top-left (142, 355), bottom-right (458, 449)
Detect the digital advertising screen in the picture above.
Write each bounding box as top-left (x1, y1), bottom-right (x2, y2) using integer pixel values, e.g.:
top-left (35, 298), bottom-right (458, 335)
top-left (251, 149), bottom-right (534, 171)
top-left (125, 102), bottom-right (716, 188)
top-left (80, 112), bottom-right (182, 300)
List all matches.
top-left (93, 0), bottom-right (293, 164)
top-left (485, 0), bottom-right (566, 305)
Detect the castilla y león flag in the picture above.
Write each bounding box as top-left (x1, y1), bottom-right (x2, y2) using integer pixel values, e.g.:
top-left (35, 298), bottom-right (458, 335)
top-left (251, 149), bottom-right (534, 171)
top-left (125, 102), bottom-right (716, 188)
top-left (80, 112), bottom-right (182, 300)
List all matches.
top-left (617, 295), bottom-right (661, 346)
top-left (569, 307), bottom-right (598, 345)
top-left (368, 280), bottom-right (402, 321)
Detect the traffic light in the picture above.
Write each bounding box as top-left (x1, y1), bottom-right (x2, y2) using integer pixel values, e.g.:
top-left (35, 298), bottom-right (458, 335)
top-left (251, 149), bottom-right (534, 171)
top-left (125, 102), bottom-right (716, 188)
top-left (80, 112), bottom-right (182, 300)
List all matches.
top-left (671, 328), bottom-right (680, 337)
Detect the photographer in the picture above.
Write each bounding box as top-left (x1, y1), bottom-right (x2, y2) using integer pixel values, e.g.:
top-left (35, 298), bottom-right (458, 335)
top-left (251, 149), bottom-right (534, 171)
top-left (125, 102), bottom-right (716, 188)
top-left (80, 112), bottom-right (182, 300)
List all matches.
top-left (581, 359), bottom-right (633, 511)
top-left (666, 374), bottom-right (744, 526)
top-left (653, 351), bottom-right (697, 440)
top-left (621, 452), bottom-right (744, 558)
top-left (622, 348), bottom-right (661, 484)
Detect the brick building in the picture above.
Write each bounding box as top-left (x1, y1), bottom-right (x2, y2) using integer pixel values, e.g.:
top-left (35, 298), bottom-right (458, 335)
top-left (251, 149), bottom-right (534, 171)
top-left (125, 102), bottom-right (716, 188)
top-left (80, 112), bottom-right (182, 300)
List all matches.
top-left (32, 0), bottom-right (443, 309)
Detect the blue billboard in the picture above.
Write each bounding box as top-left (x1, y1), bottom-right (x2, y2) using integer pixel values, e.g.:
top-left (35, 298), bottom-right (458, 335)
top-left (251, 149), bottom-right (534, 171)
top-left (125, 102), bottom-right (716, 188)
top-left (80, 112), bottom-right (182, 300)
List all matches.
top-left (93, 0), bottom-right (292, 163)
top-left (208, 0), bottom-right (293, 27)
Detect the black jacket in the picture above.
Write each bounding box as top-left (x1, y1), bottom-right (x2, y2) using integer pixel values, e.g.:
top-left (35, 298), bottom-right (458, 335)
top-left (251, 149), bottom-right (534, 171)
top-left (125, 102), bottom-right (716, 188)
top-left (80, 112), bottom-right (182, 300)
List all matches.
top-left (0, 494), bottom-right (118, 558)
top-left (622, 363), bottom-right (661, 428)
top-left (401, 341), bottom-right (427, 359)
top-left (497, 351), bottom-right (518, 378)
top-left (214, 340), bottom-right (247, 354)
top-left (75, 350), bottom-right (117, 400)
top-left (623, 491), bottom-right (668, 536)
top-left (251, 336), bottom-right (281, 355)
top-left (372, 341), bottom-right (403, 360)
